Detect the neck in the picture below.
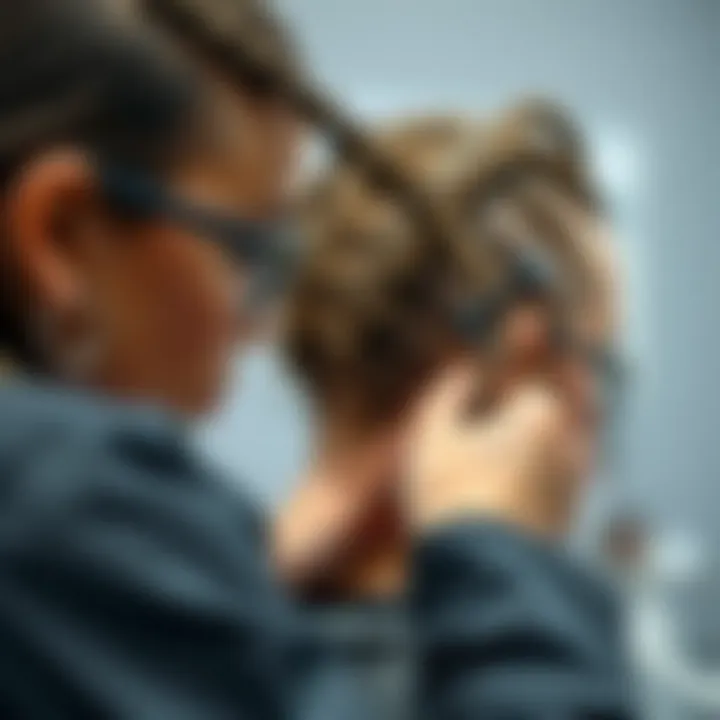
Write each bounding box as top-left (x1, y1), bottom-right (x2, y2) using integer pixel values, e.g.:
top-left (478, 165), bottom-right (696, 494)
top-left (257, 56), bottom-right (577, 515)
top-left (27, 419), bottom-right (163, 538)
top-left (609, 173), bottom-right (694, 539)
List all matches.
top-left (308, 416), bottom-right (408, 601)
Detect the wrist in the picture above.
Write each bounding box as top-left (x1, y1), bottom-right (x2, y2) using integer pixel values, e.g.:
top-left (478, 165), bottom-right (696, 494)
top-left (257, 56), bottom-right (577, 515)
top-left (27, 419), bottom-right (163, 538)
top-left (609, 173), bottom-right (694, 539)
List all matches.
top-left (415, 500), bottom-right (567, 541)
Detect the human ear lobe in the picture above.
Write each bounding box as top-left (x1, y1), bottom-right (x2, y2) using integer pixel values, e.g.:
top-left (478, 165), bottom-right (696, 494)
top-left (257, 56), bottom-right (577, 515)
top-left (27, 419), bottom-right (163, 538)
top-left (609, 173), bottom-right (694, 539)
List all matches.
top-left (4, 149), bottom-right (97, 315)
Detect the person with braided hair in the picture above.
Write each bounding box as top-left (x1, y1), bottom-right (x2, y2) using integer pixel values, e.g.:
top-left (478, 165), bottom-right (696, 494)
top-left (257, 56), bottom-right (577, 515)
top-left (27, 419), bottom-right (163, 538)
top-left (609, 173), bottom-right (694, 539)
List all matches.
top-left (276, 105), bottom-right (632, 718)
top-left (0, 0), bottom-right (303, 407)
top-left (0, 0), bottom-right (635, 717)
top-left (279, 105), bottom-right (620, 588)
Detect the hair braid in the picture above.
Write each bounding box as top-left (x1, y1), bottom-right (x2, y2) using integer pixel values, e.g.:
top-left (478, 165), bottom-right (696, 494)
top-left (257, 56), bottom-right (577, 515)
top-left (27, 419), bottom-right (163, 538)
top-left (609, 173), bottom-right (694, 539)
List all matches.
top-left (144, 0), bottom-right (457, 254)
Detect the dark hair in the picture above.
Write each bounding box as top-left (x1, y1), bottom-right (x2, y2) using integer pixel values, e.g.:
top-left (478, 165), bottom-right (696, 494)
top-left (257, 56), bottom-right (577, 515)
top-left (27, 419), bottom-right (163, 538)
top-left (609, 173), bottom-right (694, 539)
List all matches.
top-left (0, 0), bottom-right (299, 368)
top-left (145, 0), bottom-right (450, 243)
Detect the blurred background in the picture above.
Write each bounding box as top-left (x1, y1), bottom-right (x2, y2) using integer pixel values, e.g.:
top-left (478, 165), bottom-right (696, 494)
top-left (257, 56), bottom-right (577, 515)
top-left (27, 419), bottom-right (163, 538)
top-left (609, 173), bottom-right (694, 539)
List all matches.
top-left (201, 2), bottom-right (719, 717)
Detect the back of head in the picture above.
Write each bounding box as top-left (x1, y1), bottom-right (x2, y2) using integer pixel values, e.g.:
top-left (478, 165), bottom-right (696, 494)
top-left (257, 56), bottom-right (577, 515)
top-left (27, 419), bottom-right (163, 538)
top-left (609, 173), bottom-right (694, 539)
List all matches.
top-left (285, 101), bottom-right (607, 425)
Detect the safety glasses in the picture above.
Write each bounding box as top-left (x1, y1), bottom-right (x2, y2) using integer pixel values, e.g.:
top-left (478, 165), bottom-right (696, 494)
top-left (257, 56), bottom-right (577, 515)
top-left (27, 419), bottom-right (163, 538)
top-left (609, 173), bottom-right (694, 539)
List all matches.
top-left (98, 165), bottom-right (298, 308)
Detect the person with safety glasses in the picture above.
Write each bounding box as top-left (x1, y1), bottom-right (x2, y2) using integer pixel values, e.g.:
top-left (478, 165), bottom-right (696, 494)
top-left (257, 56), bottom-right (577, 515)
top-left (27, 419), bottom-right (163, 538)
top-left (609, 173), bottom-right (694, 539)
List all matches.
top-left (0, 0), bottom-right (634, 718)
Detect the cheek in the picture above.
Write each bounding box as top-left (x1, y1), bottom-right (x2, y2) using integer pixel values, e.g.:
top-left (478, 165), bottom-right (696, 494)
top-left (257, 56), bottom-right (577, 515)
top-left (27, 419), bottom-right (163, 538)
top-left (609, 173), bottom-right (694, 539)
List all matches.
top-left (157, 237), bottom-right (239, 351)
top-left (114, 230), bottom-right (241, 366)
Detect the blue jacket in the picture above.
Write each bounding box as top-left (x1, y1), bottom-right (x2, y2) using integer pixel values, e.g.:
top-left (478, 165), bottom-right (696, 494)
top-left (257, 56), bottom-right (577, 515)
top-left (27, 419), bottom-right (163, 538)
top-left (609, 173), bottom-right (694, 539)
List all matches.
top-left (0, 379), bottom-right (634, 718)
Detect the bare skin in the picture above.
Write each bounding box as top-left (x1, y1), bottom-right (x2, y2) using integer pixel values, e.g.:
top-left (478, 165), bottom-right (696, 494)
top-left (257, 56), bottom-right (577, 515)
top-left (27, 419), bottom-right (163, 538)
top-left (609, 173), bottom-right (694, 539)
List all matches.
top-left (276, 201), bottom-right (619, 597)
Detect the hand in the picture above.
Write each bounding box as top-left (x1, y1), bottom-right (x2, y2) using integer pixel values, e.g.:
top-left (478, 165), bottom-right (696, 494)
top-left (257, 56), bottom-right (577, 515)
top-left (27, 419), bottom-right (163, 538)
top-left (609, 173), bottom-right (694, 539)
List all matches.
top-left (274, 434), bottom-right (401, 588)
top-left (406, 363), bottom-right (585, 539)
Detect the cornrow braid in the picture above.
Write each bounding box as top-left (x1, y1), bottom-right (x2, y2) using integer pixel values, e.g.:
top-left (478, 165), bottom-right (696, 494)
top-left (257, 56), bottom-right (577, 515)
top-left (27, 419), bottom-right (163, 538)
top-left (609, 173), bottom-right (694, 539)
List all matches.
top-left (144, 0), bottom-right (457, 255)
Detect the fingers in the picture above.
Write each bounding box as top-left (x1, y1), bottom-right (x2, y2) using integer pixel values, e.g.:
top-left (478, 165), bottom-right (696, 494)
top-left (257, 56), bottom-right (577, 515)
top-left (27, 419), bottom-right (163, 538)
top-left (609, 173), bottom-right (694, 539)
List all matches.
top-left (411, 360), bottom-right (565, 449)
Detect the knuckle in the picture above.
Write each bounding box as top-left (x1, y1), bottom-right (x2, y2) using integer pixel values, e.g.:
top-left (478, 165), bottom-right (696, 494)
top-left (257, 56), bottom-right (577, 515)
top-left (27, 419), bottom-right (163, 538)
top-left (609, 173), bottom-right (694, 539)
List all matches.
top-left (517, 387), bottom-right (564, 438)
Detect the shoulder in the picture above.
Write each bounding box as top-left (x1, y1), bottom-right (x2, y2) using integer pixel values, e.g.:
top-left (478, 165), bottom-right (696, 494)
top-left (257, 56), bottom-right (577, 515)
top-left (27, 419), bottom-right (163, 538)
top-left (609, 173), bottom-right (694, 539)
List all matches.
top-left (0, 379), bottom-right (267, 562)
top-left (0, 376), bottom-right (188, 465)
top-left (0, 383), bottom-right (290, 719)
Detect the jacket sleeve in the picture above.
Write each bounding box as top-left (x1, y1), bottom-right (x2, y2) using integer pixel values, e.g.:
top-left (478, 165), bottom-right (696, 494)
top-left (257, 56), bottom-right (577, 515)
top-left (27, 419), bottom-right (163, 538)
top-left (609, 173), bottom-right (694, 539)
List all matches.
top-left (0, 411), bottom-right (294, 720)
top-left (413, 521), bottom-right (637, 720)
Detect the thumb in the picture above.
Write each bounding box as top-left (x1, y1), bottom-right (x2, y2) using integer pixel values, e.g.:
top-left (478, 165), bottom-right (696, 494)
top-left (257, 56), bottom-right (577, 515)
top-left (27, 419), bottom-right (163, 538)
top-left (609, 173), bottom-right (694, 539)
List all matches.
top-left (411, 362), bottom-right (478, 442)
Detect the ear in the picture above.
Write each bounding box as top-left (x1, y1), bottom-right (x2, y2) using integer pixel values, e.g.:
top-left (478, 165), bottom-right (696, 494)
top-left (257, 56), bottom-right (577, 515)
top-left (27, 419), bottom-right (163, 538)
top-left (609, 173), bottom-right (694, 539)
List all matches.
top-left (4, 149), bottom-right (98, 316)
top-left (498, 302), bottom-right (554, 374)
